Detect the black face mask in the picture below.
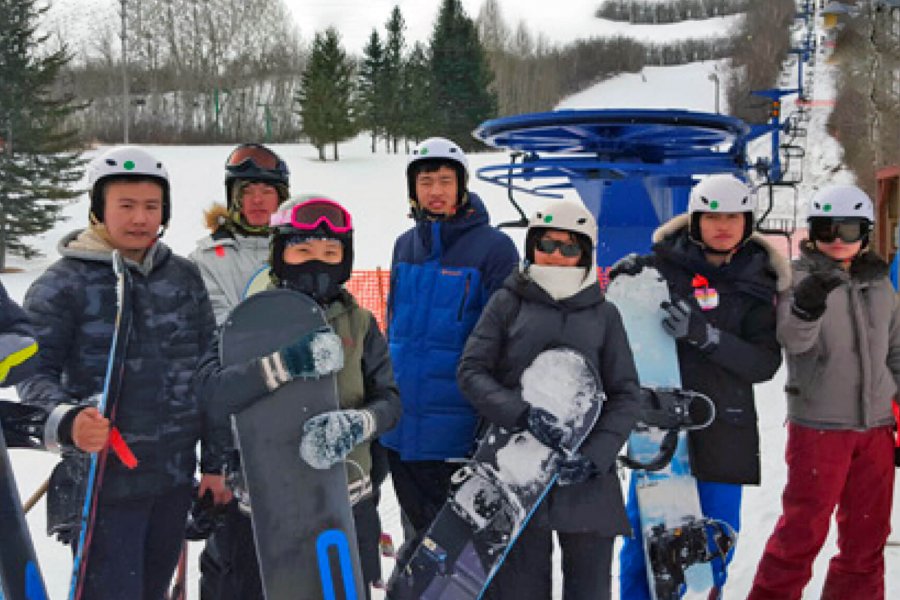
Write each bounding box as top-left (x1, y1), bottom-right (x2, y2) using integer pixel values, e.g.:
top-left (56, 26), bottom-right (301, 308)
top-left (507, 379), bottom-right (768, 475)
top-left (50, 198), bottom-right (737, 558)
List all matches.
top-left (277, 261), bottom-right (349, 304)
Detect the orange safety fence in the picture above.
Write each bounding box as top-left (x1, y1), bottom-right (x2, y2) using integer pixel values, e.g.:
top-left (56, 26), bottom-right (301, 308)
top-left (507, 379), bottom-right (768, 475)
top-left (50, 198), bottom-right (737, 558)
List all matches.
top-left (345, 269), bottom-right (391, 332)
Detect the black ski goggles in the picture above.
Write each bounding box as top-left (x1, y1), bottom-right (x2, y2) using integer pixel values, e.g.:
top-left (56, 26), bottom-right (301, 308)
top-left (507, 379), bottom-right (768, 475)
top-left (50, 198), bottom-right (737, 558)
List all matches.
top-left (226, 144), bottom-right (282, 171)
top-left (534, 238), bottom-right (582, 257)
top-left (809, 218), bottom-right (871, 244)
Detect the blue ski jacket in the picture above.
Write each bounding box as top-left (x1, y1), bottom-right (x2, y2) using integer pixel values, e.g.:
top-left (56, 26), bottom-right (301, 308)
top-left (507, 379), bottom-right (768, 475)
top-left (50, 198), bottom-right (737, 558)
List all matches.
top-left (381, 194), bottom-right (519, 461)
top-left (18, 228), bottom-right (216, 539)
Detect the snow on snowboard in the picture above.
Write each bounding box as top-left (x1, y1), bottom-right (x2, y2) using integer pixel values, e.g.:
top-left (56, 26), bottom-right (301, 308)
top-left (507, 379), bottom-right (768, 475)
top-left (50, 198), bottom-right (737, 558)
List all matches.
top-left (219, 289), bottom-right (364, 600)
top-left (387, 347), bottom-right (604, 600)
top-left (606, 267), bottom-right (736, 600)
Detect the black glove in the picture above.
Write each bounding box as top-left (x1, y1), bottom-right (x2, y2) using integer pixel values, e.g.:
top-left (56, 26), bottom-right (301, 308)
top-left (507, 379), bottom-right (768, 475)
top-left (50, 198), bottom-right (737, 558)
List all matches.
top-left (525, 407), bottom-right (568, 451)
top-left (660, 298), bottom-right (719, 353)
top-left (557, 453), bottom-right (596, 486)
top-left (792, 271), bottom-right (843, 322)
top-left (609, 253), bottom-right (646, 281)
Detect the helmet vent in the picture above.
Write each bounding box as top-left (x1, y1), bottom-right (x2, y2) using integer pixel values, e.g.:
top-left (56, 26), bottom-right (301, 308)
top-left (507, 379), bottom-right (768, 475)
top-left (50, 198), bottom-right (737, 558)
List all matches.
top-left (854, 202), bottom-right (863, 210)
top-left (576, 218), bottom-right (587, 224)
top-left (105, 159), bottom-right (117, 166)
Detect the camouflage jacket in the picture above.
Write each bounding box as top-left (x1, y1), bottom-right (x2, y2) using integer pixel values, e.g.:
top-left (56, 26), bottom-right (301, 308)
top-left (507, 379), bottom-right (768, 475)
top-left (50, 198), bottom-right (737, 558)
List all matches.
top-left (18, 229), bottom-right (216, 535)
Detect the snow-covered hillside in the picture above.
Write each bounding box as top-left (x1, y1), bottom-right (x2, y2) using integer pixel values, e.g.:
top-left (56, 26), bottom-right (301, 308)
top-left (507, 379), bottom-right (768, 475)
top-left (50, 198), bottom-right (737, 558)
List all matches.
top-left (5, 5), bottom-right (898, 600)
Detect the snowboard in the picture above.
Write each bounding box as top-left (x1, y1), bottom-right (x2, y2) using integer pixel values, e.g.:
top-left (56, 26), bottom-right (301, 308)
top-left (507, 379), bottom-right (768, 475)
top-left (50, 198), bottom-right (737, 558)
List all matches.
top-left (387, 347), bottom-right (605, 600)
top-left (0, 426), bottom-right (48, 600)
top-left (219, 288), bottom-right (364, 600)
top-left (606, 267), bottom-right (734, 600)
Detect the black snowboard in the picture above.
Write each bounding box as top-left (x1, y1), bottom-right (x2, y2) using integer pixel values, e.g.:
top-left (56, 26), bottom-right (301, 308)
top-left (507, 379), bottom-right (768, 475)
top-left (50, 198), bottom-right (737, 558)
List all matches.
top-left (387, 347), bottom-right (605, 600)
top-left (220, 289), bottom-right (364, 600)
top-left (0, 427), bottom-right (48, 600)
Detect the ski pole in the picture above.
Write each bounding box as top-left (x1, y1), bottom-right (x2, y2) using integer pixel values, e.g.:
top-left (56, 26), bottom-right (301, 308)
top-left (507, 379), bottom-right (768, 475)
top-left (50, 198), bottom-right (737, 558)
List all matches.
top-left (22, 477), bottom-right (49, 514)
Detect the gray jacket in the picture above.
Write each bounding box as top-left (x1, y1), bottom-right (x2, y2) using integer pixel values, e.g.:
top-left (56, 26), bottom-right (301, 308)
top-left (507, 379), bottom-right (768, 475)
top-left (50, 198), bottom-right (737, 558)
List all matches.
top-left (189, 215), bottom-right (271, 325)
top-left (778, 243), bottom-right (900, 430)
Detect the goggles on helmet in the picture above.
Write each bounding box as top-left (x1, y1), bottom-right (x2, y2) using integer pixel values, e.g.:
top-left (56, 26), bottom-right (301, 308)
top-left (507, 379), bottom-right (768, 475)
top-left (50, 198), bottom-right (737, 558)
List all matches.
top-left (809, 217), bottom-right (870, 244)
top-left (226, 144), bottom-right (283, 172)
top-left (270, 198), bottom-right (353, 234)
top-left (534, 238), bottom-right (582, 258)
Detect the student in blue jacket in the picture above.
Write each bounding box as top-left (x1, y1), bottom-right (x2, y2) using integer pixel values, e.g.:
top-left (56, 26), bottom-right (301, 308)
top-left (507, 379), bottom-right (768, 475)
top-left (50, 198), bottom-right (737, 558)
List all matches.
top-left (380, 137), bottom-right (519, 568)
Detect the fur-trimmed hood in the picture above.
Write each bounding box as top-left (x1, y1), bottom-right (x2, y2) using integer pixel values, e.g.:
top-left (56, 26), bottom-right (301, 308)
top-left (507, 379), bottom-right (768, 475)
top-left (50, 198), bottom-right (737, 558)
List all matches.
top-left (203, 203), bottom-right (230, 233)
top-left (652, 213), bottom-right (792, 293)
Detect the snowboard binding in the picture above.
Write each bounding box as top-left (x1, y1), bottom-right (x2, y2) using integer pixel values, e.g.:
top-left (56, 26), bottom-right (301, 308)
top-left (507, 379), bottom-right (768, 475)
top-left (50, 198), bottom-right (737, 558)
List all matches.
top-left (646, 517), bottom-right (737, 600)
top-left (0, 399), bottom-right (48, 449)
top-left (620, 387), bottom-right (715, 472)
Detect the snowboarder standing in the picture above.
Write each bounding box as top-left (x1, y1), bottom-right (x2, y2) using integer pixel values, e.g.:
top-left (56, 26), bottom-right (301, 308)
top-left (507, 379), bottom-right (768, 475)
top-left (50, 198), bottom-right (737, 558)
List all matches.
top-left (748, 184), bottom-right (899, 600)
top-left (379, 137), bottom-right (519, 569)
top-left (188, 143), bottom-right (288, 597)
top-left (16, 146), bottom-right (222, 599)
top-left (612, 174), bottom-right (789, 599)
top-left (457, 199), bottom-right (641, 600)
top-left (190, 142), bottom-right (289, 325)
top-left (198, 196), bottom-right (401, 599)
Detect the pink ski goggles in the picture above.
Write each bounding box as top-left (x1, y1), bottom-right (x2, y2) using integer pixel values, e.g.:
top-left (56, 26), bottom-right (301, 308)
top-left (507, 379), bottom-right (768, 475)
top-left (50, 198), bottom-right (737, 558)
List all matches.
top-left (269, 198), bottom-right (353, 233)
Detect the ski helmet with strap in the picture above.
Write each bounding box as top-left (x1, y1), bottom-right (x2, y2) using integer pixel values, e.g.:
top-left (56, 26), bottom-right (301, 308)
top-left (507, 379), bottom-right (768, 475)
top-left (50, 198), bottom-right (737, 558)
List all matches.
top-left (224, 143), bottom-right (290, 209)
top-left (88, 146), bottom-right (171, 227)
top-left (406, 137), bottom-right (469, 217)
top-left (687, 174), bottom-right (756, 249)
top-left (268, 195), bottom-right (354, 303)
top-left (525, 199), bottom-right (597, 269)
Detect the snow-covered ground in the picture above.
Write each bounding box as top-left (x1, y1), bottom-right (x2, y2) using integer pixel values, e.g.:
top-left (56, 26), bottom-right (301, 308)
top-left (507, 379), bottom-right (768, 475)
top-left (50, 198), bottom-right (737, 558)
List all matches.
top-left (6, 11), bottom-right (900, 600)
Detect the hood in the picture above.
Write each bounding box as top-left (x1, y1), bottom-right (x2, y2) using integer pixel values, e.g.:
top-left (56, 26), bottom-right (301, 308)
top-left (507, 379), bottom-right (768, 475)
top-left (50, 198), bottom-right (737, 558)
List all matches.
top-left (203, 203), bottom-right (230, 233)
top-left (653, 213), bottom-right (792, 294)
top-left (414, 192), bottom-right (491, 257)
top-left (59, 227), bottom-right (169, 277)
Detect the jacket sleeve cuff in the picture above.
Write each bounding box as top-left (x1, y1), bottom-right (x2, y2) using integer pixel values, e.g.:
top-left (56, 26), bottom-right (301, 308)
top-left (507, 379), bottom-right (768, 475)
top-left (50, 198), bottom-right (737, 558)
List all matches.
top-left (43, 404), bottom-right (84, 453)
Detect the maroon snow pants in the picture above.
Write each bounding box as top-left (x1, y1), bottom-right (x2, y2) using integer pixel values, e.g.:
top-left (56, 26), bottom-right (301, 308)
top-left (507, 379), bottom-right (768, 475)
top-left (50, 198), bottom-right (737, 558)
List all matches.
top-left (748, 423), bottom-right (895, 600)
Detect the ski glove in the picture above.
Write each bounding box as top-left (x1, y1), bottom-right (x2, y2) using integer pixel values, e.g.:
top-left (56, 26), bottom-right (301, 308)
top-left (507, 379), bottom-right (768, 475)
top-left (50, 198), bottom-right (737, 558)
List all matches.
top-left (556, 453), bottom-right (596, 486)
top-left (660, 298), bottom-right (720, 353)
top-left (261, 327), bottom-right (344, 390)
top-left (525, 407), bottom-right (568, 452)
top-left (792, 271), bottom-right (843, 322)
top-left (300, 409), bottom-right (376, 470)
top-left (608, 253), bottom-right (646, 281)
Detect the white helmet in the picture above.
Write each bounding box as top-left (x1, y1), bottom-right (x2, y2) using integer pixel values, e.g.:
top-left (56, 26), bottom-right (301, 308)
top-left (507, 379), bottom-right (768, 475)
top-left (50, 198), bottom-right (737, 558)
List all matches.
top-left (406, 137), bottom-right (469, 209)
top-left (688, 174), bottom-right (755, 215)
top-left (528, 199), bottom-right (598, 247)
top-left (807, 184), bottom-right (874, 222)
top-left (88, 146), bottom-right (171, 226)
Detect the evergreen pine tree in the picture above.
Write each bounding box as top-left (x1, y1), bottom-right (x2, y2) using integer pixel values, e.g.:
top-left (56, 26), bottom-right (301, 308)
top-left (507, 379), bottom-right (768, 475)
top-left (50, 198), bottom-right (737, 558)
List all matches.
top-left (429, 0), bottom-right (497, 149)
top-left (0, 0), bottom-right (84, 270)
top-left (382, 6), bottom-right (406, 153)
top-left (296, 28), bottom-right (357, 161)
top-left (400, 43), bottom-right (433, 146)
top-left (358, 29), bottom-right (385, 153)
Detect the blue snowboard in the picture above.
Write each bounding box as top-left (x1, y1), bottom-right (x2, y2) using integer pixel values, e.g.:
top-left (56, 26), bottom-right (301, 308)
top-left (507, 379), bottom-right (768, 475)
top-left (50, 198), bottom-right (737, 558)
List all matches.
top-left (607, 267), bottom-right (732, 600)
top-left (387, 347), bottom-right (604, 600)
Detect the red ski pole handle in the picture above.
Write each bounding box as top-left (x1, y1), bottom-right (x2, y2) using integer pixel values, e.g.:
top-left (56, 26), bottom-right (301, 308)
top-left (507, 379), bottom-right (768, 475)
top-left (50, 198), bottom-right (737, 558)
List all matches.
top-left (109, 426), bottom-right (138, 469)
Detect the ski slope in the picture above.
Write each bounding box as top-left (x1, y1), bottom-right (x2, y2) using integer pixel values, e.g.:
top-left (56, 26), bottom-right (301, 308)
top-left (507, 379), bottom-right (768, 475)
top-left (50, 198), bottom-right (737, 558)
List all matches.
top-left (4, 37), bottom-right (898, 600)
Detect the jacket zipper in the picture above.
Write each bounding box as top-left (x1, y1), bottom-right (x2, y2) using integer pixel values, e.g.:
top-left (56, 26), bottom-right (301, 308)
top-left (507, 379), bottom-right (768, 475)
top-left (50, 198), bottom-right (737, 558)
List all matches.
top-left (457, 274), bottom-right (472, 321)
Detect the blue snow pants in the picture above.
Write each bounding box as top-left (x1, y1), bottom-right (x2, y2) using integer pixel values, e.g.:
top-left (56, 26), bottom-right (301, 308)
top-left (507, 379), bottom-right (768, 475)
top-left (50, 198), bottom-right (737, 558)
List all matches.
top-left (619, 474), bottom-right (742, 599)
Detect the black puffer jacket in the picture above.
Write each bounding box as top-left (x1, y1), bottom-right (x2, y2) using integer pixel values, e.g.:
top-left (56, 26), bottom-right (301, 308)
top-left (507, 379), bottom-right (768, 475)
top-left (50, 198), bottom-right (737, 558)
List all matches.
top-left (632, 215), bottom-right (789, 484)
top-left (457, 269), bottom-right (641, 535)
top-left (18, 229), bottom-right (216, 536)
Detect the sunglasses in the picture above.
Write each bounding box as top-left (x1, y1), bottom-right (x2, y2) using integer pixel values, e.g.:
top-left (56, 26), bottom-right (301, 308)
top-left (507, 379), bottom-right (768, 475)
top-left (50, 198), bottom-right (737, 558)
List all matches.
top-left (809, 218), bottom-right (869, 244)
top-left (534, 238), bottom-right (582, 257)
top-left (270, 198), bottom-right (352, 233)
top-left (226, 144), bottom-right (282, 171)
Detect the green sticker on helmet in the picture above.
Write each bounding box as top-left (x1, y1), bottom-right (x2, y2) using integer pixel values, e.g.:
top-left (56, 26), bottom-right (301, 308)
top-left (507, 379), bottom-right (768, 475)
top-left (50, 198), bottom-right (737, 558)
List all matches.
top-left (420, 148), bottom-right (429, 156)
top-left (823, 203), bottom-right (832, 212)
top-left (710, 200), bottom-right (719, 210)
top-left (544, 215), bottom-right (553, 223)
top-left (123, 160), bottom-right (136, 170)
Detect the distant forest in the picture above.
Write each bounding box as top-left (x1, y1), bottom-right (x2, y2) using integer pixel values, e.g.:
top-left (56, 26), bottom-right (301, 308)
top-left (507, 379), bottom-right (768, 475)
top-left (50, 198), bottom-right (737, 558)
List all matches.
top-left (595, 0), bottom-right (750, 23)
